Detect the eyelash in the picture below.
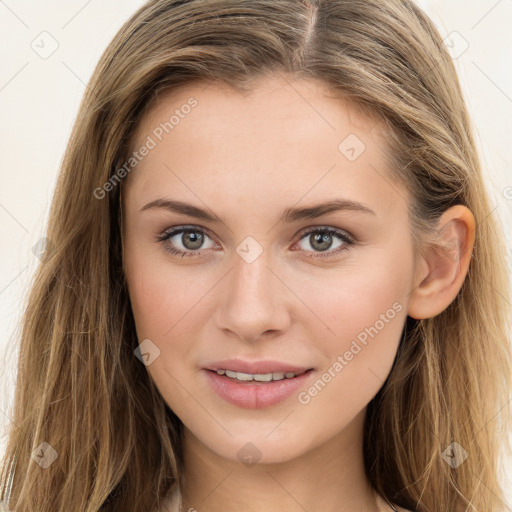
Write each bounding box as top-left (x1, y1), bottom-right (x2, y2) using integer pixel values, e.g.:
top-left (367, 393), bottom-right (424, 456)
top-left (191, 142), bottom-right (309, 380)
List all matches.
top-left (155, 225), bottom-right (355, 259)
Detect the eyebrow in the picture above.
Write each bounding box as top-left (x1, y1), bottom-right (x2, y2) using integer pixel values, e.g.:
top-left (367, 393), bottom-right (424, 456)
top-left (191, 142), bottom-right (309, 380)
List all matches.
top-left (140, 197), bottom-right (376, 223)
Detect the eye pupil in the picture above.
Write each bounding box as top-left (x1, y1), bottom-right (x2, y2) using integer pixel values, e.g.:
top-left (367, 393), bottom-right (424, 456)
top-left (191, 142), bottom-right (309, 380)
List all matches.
top-left (310, 232), bottom-right (333, 252)
top-left (161, 227), bottom-right (350, 258)
top-left (183, 231), bottom-right (204, 250)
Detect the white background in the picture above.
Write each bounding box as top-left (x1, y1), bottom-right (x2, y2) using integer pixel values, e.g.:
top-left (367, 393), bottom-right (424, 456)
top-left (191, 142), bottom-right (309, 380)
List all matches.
top-left (0, 0), bottom-right (511, 506)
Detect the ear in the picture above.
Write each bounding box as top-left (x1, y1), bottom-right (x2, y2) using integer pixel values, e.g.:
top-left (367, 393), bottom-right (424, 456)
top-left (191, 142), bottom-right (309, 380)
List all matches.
top-left (407, 205), bottom-right (476, 320)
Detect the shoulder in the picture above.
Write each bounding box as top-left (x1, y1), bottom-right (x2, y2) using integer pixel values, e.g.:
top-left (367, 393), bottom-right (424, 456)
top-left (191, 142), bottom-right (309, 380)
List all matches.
top-left (375, 493), bottom-right (414, 512)
top-left (153, 484), bottom-right (181, 512)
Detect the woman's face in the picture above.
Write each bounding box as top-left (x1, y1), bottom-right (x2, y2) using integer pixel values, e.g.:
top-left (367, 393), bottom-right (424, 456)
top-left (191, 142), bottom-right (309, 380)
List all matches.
top-left (122, 75), bottom-right (420, 465)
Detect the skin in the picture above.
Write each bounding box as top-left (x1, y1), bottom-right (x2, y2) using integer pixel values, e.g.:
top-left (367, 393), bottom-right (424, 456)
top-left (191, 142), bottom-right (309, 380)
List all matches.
top-left (121, 74), bottom-right (475, 512)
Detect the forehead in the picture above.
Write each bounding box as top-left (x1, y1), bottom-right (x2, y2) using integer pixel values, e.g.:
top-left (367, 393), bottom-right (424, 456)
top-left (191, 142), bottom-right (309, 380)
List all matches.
top-left (133, 75), bottom-right (382, 149)
top-left (124, 75), bottom-right (405, 221)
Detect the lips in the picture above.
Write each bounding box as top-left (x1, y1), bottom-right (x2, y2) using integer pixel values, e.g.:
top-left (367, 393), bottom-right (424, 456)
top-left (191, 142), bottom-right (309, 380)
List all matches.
top-left (203, 366), bottom-right (315, 409)
top-left (201, 358), bottom-right (316, 408)
top-left (203, 358), bottom-right (313, 375)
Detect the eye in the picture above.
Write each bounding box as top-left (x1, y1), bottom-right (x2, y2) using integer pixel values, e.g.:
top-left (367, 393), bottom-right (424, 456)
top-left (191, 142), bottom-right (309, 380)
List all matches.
top-left (156, 225), bottom-right (355, 259)
top-left (294, 227), bottom-right (355, 258)
top-left (156, 225), bottom-right (217, 257)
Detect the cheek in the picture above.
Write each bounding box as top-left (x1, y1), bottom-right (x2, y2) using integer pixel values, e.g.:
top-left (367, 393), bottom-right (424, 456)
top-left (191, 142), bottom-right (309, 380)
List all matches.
top-left (124, 251), bottom-right (205, 410)
top-left (294, 295), bottom-right (406, 438)
top-left (125, 245), bottom-right (203, 340)
top-left (296, 250), bottom-right (411, 415)
top-left (302, 247), bottom-right (410, 341)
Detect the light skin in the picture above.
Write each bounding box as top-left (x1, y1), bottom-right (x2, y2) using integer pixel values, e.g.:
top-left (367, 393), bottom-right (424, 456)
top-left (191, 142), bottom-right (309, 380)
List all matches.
top-left (121, 74), bottom-right (475, 512)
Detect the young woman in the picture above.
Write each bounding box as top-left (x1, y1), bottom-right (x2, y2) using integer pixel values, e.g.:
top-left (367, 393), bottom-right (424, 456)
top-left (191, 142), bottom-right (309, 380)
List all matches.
top-left (1, 1), bottom-right (510, 511)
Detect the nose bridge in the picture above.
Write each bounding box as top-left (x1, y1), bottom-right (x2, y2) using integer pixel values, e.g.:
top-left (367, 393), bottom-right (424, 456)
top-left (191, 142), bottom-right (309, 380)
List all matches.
top-left (214, 247), bottom-right (290, 341)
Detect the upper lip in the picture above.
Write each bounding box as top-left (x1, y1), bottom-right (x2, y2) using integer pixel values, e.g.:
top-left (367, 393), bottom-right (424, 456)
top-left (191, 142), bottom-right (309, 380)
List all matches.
top-left (204, 358), bottom-right (313, 375)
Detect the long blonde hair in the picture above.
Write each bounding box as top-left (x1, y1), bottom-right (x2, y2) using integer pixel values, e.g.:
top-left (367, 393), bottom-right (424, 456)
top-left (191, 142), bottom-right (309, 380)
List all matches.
top-left (1, 1), bottom-right (510, 510)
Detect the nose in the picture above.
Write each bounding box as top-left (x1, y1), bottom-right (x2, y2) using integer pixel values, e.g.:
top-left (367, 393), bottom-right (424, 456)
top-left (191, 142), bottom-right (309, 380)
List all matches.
top-left (213, 250), bottom-right (292, 343)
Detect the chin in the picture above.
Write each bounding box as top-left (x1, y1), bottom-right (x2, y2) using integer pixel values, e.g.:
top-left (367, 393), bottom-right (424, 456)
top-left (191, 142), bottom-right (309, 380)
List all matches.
top-left (191, 423), bottom-right (320, 467)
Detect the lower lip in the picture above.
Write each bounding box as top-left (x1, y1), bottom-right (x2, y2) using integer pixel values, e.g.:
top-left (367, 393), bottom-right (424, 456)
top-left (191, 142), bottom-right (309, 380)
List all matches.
top-left (203, 369), bottom-right (314, 409)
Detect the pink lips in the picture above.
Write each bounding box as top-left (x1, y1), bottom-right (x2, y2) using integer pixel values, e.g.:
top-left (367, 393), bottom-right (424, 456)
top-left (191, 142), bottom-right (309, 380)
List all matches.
top-left (202, 358), bottom-right (314, 409)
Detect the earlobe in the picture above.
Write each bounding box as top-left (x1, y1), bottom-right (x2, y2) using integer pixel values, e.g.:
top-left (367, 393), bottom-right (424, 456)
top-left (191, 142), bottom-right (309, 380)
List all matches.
top-left (407, 205), bottom-right (476, 320)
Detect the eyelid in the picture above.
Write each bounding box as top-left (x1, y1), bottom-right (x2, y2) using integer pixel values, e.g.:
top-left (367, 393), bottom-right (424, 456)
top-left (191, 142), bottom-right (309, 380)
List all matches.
top-left (294, 225), bottom-right (355, 244)
top-left (156, 224), bottom-right (355, 258)
top-left (155, 224), bottom-right (219, 252)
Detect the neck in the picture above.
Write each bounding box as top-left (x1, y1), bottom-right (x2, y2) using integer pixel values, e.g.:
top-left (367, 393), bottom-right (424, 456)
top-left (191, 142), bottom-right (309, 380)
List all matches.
top-left (179, 409), bottom-right (382, 512)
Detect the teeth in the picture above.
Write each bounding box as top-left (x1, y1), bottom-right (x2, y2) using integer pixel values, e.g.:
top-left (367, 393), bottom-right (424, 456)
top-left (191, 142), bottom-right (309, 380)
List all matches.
top-left (217, 369), bottom-right (300, 381)
top-left (253, 373), bottom-right (272, 382)
top-left (234, 371), bottom-right (254, 381)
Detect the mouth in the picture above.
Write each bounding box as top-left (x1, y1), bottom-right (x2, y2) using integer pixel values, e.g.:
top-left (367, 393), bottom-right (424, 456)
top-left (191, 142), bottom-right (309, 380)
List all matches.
top-left (202, 359), bottom-right (316, 408)
top-left (203, 358), bottom-right (313, 376)
top-left (207, 368), bottom-right (312, 383)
